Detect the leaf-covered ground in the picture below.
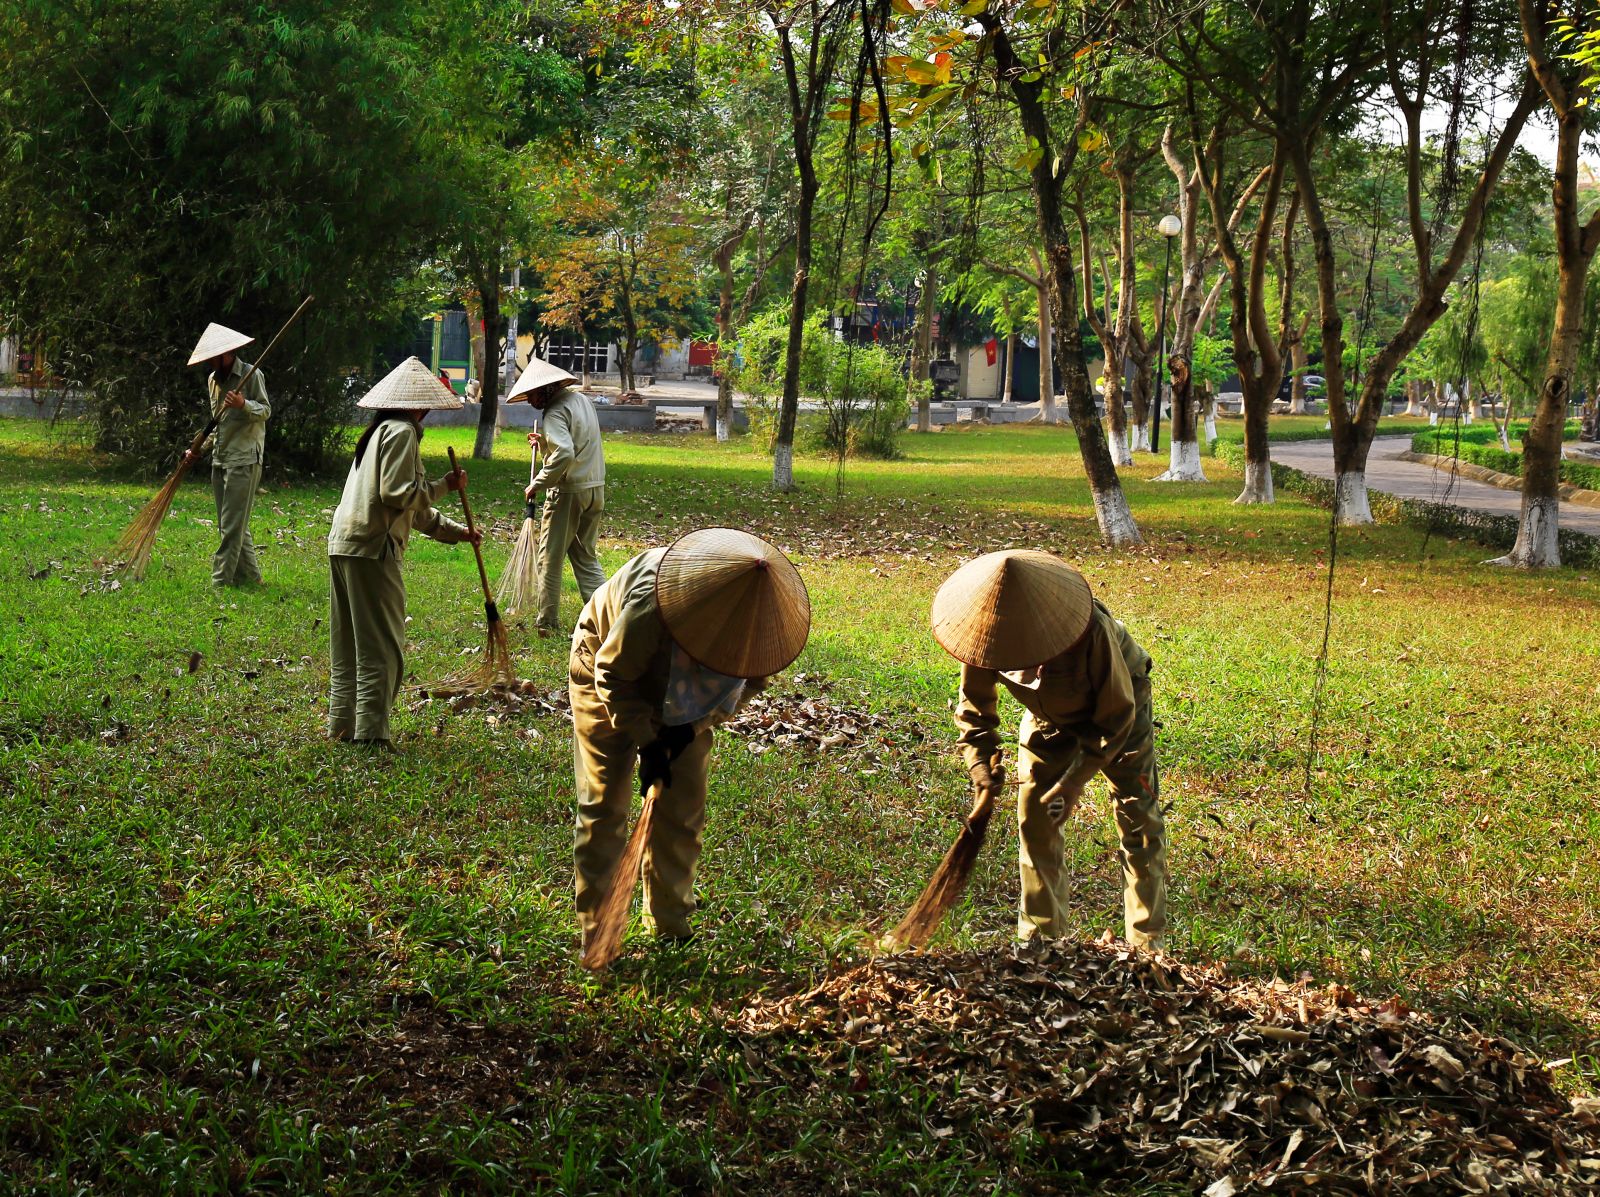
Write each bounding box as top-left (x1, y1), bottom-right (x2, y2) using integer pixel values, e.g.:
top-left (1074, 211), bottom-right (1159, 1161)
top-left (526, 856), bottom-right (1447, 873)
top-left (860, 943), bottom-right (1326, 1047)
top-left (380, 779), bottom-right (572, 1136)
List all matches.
top-left (1, 417), bottom-right (1597, 1193)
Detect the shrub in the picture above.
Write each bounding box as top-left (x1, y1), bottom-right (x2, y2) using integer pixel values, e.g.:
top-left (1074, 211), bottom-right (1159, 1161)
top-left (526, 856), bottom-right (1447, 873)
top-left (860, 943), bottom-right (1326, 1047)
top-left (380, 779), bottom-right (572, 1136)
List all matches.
top-left (733, 308), bottom-right (907, 461)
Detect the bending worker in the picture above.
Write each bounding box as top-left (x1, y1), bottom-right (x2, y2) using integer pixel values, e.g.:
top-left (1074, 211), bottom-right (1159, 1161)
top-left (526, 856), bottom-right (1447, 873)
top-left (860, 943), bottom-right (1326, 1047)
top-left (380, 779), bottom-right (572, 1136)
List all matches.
top-left (570, 528), bottom-right (810, 949)
top-left (506, 356), bottom-right (606, 638)
top-left (183, 323), bottom-right (270, 587)
top-left (931, 549), bottom-right (1167, 949)
top-left (325, 357), bottom-right (479, 747)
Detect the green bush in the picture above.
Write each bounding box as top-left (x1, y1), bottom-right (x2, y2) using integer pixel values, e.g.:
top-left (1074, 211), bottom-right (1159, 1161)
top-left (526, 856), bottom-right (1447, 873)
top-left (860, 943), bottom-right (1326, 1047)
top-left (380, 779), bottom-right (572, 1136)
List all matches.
top-left (1410, 424), bottom-right (1600, 491)
top-left (734, 308), bottom-right (907, 461)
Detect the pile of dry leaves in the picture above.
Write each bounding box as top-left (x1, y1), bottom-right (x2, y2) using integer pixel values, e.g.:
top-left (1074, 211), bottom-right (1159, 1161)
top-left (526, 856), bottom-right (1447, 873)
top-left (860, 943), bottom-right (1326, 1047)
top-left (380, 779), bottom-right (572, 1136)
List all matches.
top-left (722, 673), bottom-right (918, 759)
top-left (729, 939), bottom-right (1600, 1194)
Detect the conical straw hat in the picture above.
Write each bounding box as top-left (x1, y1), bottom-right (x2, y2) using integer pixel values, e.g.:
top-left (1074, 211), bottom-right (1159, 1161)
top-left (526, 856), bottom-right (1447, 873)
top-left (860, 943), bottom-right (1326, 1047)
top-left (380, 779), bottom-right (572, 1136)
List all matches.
top-left (506, 354), bottom-right (578, 402)
top-left (656, 528), bottom-right (810, 679)
top-left (930, 550), bottom-right (1094, 671)
top-left (188, 323), bottom-right (254, 366)
top-left (358, 356), bottom-right (465, 410)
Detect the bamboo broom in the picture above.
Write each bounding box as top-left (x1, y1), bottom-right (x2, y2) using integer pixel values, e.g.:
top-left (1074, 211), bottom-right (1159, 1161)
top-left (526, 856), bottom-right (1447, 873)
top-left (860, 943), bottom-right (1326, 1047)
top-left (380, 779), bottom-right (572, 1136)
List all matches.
top-left (493, 435), bottom-right (542, 618)
top-left (885, 753), bottom-right (1005, 949)
top-left (581, 780), bottom-right (664, 971)
top-left (112, 295), bottom-right (313, 579)
top-left (430, 445), bottom-right (516, 693)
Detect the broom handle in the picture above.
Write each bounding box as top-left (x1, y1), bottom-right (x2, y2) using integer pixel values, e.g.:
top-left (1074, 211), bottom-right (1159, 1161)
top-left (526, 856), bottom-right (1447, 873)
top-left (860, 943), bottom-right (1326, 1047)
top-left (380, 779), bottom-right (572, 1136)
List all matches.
top-left (525, 436), bottom-right (541, 519)
top-left (446, 446), bottom-right (494, 605)
top-left (188, 294), bottom-right (315, 453)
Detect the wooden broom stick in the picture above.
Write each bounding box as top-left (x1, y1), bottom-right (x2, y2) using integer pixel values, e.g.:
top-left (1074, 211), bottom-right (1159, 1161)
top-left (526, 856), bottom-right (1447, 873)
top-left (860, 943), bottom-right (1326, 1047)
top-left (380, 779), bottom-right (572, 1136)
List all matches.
top-left (581, 780), bottom-right (664, 971)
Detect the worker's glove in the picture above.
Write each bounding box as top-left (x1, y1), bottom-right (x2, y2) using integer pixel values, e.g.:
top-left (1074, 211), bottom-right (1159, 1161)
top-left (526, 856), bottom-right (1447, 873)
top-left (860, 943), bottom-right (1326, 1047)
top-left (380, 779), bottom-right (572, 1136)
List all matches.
top-left (638, 723), bottom-right (696, 795)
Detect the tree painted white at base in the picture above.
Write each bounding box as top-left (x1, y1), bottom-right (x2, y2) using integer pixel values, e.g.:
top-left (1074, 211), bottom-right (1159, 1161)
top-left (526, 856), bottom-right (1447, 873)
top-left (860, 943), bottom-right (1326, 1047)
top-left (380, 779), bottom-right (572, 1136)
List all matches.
top-left (1131, 424), bottom-right (1151, 453)
top-left (716, 414), bottom-right (731, 443)
top-left (1233, 460), bottom-right (1274, 504)
top-left (1204, 412), bottom-right (1217, 444)
top-left (1335, 471), bottom-right (1373, 525)
top-left (1107, 423), bottom-right (1133, 466)
top-left (772, 442), bottom-right (794, 491)
top-left (1090, 486), bottom-right (1142, 545)
top-left (1153, 439), bottom-right (1207, 482)
top-left (1404, 397), bottom-right (1426, 417)
top-left (1488, 496), bottom-right (1561, 568)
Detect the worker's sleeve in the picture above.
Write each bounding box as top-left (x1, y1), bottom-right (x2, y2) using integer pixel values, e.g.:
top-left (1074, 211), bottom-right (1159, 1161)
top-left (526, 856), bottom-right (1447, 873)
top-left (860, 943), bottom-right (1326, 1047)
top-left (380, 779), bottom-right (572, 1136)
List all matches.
top-left (530, 405), bottom-right (574, 490)
top-left (954, 664), bottom-right (1005, 772)
top-left (1062, 631), bottom-right (1138, 790)
top-left (592, 588), bottom-right (665, 746)
top-left (239, 368), bottom-right (270, 421)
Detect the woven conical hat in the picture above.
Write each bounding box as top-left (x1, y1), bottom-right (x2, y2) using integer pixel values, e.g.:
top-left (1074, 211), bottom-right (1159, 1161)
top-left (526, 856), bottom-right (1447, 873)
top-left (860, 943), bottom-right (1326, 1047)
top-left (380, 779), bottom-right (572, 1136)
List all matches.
top-left (931, 550), bottom-right (1094, 671)
top-left (188, 323), bottom-right (254, 366)
top-left (656, 528), bottom-right (810, 679)
top-left (358, 356), bottom-right (464, 410)
top-left (506, 355), bottom-right (578, 402)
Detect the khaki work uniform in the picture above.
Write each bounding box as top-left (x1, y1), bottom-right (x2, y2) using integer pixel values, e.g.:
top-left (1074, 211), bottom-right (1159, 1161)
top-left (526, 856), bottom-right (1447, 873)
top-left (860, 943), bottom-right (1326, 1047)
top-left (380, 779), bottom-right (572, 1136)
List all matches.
top-left (204, 358), bottom-right (270, 586)
top-left (533, 386), bottom-right (607, 633)
top-left (326, 418), bottom-right (469, 742)
top-left (955, 600), bottom-right (1167, 948)
top-left (568, 549), bottom-right (763, 941)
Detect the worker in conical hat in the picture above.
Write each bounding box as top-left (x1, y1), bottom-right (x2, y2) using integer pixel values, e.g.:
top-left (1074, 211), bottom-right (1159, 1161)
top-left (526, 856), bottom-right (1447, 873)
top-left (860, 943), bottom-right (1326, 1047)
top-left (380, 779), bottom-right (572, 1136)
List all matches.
top-left (931, 550), bottom-right (1167, 949)
top-left (325, 357), bottom-right (480, 748)
top-left (570, 527), bottom-right (810, 947)
top-left (182, 323), bottom-right (270, 586)
top-left (506, 355), bottom-right (606, 638)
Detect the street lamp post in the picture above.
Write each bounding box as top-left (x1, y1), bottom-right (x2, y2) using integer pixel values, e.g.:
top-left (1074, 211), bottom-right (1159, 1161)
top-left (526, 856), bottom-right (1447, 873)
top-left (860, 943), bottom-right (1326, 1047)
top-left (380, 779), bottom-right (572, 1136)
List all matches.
top-left (1149, 213), bottom-right (1182, 453)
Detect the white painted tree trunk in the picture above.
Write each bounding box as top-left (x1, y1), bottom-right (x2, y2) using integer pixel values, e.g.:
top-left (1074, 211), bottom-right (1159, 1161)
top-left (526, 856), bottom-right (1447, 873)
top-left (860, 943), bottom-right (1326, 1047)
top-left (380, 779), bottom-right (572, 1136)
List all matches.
top-left (716, 412), bottom-right (731, 442)
top-left (1461, 380), bottom-right (1475, 425)
top-left (1131, 423), bottom-right (1151, 453)
top-left (1488, 496), bottom-right (1561, 569)
top-left (1108, 421), bottom-right (1133, 466)
top-left (772, 443), bottom-right (794, 492)
top-left (1204, 395), bottom-right (1217, 444)
top-left (1498, 423), bottom-right (1512, 451)
top-left (1090, 485), bottom-right (1142, 546)
top-left (1234, 460), bottom-right (1274, 504)
top-left (1336, 471), bottom-right (1373, 525)
top-left (1153, 438), bottom-right (1207, 482)
top-left (1290, 393), bottom-right (1308, 415)
top-left (1429, 410), bottom-right (1439, 426)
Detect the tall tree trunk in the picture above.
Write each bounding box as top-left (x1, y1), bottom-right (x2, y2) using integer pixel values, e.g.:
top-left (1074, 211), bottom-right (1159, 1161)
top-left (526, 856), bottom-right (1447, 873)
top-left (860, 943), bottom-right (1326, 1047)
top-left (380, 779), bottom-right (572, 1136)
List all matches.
top-left (1494, 8), bottom-right (1600, 565)
top-left (1103, 345), bottom-right (1131, 466)
top-left (472, 273), bottom-right (500, 461)
top-left (1289, 315), bottom-right (1310, 413)
top-left (1128, 343), bottom-right (1153, 452)
top-left (910, 267), bottom-right (936, 432)
top-left (986, 12), bottom-right (1136, 543)
top-left (1027, 249), bottom-right (1056, 424)
top-left (1154, 371), bottom-right (1206, 482)
top-left (712, 215), bottom-right (750, 443)
top-left (1001, 294), bottom-right (1016, 405)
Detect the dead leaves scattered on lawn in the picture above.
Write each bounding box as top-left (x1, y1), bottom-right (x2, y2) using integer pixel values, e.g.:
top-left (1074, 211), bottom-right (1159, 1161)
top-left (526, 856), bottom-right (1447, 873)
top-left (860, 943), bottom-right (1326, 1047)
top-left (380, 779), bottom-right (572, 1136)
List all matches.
top-left (729, 937), bottom-right (1600, 1194)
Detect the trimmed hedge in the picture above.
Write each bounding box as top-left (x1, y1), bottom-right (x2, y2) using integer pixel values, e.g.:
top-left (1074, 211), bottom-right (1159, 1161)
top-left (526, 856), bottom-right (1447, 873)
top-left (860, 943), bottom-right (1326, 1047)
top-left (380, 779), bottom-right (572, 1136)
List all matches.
top-left (1409, 425), bottom-right (1600, 492)
top-left (1212, 438), bottom-right (1600, 568)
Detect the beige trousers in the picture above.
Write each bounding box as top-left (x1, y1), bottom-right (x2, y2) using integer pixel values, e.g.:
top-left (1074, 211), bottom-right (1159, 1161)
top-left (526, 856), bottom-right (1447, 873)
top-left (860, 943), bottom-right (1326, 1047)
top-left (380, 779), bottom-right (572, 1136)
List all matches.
top-left (211, 463), bottom-right (262, 586)
top-left (570, 680), bottom-right (714, 942)
top-left (327, 554), bottom-right (407, 742)
top-left (1015, 672), bottom-right (1167, 948)
top-left (537, 485), bottom-right (607, 633)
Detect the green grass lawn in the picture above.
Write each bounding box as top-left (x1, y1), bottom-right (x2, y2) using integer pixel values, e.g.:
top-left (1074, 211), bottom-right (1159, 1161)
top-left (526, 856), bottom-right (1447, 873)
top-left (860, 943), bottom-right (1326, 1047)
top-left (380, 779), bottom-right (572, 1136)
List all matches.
top-left (1, 415), bottom-right (1596, 1192)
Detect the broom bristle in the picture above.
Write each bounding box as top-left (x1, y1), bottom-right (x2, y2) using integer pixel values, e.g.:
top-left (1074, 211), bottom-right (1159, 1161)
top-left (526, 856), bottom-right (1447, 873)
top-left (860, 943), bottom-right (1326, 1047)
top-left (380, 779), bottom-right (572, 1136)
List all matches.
top-left (494, 517), bottom-right (540, 617)
top-left (886, 807), bottom-right (994, 949)
top-left (581, 787), bottom-right (659, 971)
top-left (430, 616), bottom-right (517, 694)
top-left (112, 461), bottom-right (192, 580)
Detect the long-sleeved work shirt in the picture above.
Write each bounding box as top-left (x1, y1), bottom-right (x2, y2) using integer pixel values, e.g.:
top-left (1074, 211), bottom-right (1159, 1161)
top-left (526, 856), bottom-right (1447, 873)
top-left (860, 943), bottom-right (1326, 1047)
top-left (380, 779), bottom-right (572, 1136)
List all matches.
top-left (206, 358), bottom-right (271, 467)
top-left (570, 549), bottom-right (764, 745)
top-left (954, 600), bottom-right (1152, 789)
top-left (327, 418), bottom-right (469, 561)
top-left (532, 386), bottom-right (605, 492)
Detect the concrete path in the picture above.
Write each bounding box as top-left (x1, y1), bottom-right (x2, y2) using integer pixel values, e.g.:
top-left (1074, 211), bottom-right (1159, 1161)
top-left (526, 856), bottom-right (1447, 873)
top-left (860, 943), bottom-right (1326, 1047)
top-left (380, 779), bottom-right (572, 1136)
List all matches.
top-left (1271, 435), bottom-right (1600, 538)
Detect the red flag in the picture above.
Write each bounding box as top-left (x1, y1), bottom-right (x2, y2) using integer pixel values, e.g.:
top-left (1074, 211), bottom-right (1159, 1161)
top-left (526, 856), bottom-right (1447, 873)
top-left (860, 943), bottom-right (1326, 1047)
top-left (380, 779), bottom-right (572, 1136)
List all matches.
top-left (985, 337), bottom-right (998, 367)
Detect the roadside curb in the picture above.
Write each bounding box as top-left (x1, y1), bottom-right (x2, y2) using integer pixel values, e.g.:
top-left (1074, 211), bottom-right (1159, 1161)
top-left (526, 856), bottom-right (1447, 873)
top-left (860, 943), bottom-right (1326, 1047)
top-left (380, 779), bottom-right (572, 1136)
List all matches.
top-left (1399, 450), bottom-right (1600, 511)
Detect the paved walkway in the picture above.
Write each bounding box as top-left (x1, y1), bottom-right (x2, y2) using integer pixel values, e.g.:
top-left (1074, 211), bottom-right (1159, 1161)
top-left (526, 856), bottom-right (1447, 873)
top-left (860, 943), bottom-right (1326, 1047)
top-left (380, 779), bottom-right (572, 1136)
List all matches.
top-left (1271, 435), bottom-right (1600, 537)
